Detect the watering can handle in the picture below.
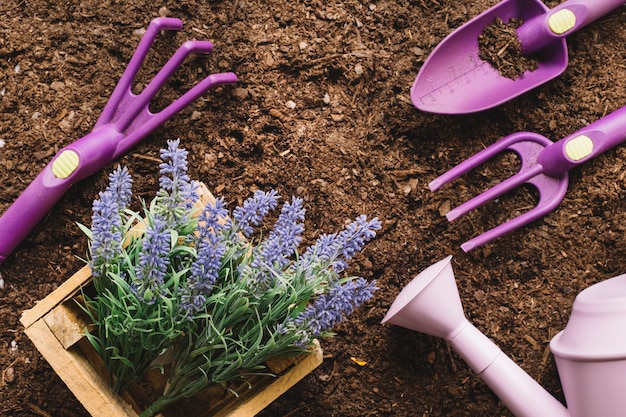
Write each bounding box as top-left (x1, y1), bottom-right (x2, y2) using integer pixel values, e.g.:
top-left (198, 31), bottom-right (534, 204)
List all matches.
top-left (518, 0), bottom-right (626, 54)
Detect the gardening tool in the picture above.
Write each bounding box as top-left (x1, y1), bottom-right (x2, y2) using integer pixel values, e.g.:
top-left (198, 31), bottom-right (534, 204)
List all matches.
top-left (411, 0), bottom-right (625, 114)
top-left (382, 256), bottom-right (626, 417)
top-left (0, 17), bottom-right (237, 267)
top-left (429, 104), bottom-right (626, 252)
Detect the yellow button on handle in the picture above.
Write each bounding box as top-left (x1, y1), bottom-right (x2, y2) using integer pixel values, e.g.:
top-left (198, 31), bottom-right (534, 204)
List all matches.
top-left (51, 150), bottom-right (80, 178)
top-left (548, 9), bottom-right (577, 35)
top-left (565, 135), bottom-right (593, 161)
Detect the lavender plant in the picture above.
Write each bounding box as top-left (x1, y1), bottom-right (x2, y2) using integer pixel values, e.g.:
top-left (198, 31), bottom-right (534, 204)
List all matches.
top-left (80, 139), bottom-right (380, 417)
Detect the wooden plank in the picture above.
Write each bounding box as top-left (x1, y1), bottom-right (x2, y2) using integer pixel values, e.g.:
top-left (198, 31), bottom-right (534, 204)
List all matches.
top-left (43, 299), bottom-right (90, 349)
top-left (161, 342), bottom-right (323, 417)
top-left (20, 264), bottom-right (92, 328)
top-left (214, 341), bottom-right (323, 417)
top-left (25, 279), bottom-right (322, 417)
top-left (24, 319), bottom-right (139, 417)
top-left (197, 182), bottom-right (217, 207)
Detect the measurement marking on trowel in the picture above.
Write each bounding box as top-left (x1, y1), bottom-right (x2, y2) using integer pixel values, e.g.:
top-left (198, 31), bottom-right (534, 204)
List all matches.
top-left (418, 60), bottom-right (491, 105)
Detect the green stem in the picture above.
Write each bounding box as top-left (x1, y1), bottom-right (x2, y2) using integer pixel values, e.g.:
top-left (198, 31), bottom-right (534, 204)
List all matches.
top-left (139, 395), bottom-right (183, 417)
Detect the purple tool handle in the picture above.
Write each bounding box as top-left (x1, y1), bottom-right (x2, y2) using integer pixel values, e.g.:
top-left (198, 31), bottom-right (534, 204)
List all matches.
top-left (538, 105), bottom-right (626, 178)
top-left (0, 18), bottom-right (238, 266)
top-left (518, 0), bottom-right (626, 54)
top-left (0, 126), bottom-right (122, 265)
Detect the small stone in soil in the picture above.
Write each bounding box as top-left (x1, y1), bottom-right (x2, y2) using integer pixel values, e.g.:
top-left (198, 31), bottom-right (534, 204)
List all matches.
top-left (478, 18), bottom-right (538, 80)
top-left (4, 367), bottom-right (15, 384)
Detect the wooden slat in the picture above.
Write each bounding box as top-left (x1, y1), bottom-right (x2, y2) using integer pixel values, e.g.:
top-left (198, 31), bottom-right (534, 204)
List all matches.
top-left (43, 299), bottom-right (90, 349)
top-left (24, 319), bottom-right (139, 417)
top-left (160, 341), bottom-right (323, 417)
top-left (20, 264), bottom-right (92, 328)
top-left (214, 342), bottom-right (323, 417)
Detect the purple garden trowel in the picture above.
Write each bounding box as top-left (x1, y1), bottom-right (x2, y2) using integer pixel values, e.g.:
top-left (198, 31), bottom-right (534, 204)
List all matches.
top-left (0, 17), bottom-right (237, 267)
top-left (411, 0), bottom-right (625, 114)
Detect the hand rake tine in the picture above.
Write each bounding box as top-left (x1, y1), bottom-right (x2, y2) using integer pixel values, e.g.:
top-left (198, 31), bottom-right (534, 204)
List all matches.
top-left (460, 176), bottom-right (569, 252)
top-left (461, 204), bottom-right (554, 252)
top-left (429, 135), bottom-right (527, 192)
top-left (446, 164), bottom-right (544, 221)
top-left (113, 40), bottom-right (215, 132)
top-left (96, 17), bottom-right (184, 128)
top-left (0, 17), bottom-right (238, 267)
top-left (113, 71), bottom-right (237, 159)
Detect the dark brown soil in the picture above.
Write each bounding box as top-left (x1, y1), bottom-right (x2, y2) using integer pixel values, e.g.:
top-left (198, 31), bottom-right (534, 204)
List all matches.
top-left (479, 18), bottom-right (539, 79)
top-left (1, 1), bottom-right (626, 416)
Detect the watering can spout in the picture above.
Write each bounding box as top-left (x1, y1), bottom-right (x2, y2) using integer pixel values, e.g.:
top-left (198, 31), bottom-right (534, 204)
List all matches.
top-left (382, 256), bottom-right (569, 417)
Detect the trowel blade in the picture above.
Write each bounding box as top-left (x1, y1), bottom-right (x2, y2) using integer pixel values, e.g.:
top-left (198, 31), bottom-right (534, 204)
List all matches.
top-left (411, 0), bottom-right (567, 114)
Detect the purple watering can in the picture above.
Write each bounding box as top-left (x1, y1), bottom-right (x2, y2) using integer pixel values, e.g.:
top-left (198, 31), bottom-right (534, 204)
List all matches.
top-left (0, 18), bottom-right (237, 266)
top-left (383, 256), bottom-right (626, 417)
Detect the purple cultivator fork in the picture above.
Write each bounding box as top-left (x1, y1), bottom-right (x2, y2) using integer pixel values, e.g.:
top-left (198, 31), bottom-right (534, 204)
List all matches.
top-left (430, 105), bottom-right (626, 252)
top-left (0, 17), bottom-right (237, 266)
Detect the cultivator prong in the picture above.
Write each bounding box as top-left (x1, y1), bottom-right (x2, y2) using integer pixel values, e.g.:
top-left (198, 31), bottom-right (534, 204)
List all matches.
top-left (96, 17), bottom-right (184, 128)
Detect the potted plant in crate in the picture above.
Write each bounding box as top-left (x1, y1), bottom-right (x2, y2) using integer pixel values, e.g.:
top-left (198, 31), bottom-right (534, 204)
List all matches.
top-left (31, 139), bottom-right (380, 417)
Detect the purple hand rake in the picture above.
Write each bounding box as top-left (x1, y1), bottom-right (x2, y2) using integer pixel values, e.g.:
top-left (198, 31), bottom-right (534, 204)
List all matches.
top-left (0, 17), bottom-right (237, 266)
top-left (430, 105), bottom-right (626, 252)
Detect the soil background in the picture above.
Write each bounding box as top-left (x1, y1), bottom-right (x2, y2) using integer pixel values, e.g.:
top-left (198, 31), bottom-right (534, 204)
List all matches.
top-left (1, 1), bottom-right (626, 416)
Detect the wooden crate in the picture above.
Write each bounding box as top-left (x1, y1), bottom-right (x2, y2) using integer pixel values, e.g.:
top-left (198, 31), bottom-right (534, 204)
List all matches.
top-left (20, 184), bottom-right (323, 417)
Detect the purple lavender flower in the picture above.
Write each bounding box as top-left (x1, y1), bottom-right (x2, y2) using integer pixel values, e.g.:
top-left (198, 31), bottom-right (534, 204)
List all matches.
top-left (299, 215), bottom-right (381, 273)
top-left (253, 196), bottom-right (305, 271)
top-left (241, 197), bottom-right (306, 290)
top-left (106, 165), bottom-right (133, 210)
top-left (180, 239), bottom-right (226, 317)
top-left (332, 215), bottom-right (381, 271)
top-left (157, 139), bottom-right (199, 226)
top-left (90, 190), bottom-right (123, 278)
top-left (289, 277), bottom-right (377, 346)
top-left (132, 214), bottom-right (171, 304)
top-left (195, 197), bottom-right (228, 244)
top-left (180, 199), bottom-right (228, 318)
top-left (231, 190), bottom-right (280, 237)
